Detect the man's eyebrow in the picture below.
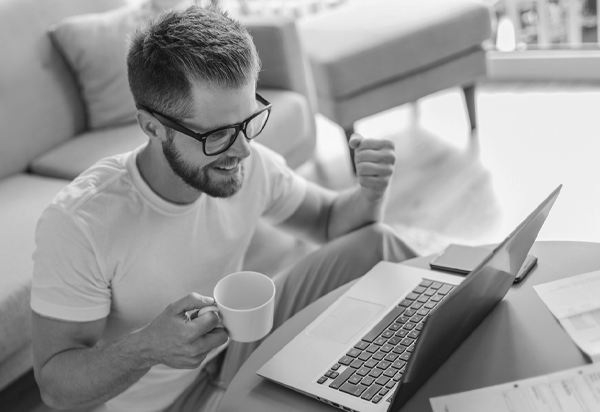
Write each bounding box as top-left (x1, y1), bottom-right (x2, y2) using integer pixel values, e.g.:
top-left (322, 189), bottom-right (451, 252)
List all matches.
top-left (185, 102), bottom-right (261, 132)
top-left (178, 118), bottom-right (209, 133)
top-left (179, 113), bottom-right (222, 132)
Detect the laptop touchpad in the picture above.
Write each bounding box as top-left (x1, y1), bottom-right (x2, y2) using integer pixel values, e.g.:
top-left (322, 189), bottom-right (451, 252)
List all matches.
top-left (308, 297), bottom-right (384, 344)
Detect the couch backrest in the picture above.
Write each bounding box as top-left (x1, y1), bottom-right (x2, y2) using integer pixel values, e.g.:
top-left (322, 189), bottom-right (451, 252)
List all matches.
top-left (0, 0), bottom-right (124, 179)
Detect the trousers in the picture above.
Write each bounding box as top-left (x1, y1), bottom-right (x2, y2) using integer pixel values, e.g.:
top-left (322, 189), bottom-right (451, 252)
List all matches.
top-left (166, 223), bottom-right (417, 411)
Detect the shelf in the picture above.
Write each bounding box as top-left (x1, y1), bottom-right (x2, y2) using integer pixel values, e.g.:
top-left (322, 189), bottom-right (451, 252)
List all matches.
top-left (487, 48), bottom-right (600, 81)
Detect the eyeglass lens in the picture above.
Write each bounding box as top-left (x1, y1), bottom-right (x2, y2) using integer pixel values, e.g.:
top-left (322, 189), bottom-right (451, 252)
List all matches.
top-left (204, 110), bottom-right (269, 155)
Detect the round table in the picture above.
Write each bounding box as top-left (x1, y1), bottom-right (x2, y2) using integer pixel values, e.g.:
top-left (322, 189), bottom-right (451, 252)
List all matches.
top-left (217, 241), bottom-right (600, 412)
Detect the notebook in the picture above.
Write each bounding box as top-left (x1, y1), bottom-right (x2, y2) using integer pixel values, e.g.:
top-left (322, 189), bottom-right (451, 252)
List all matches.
top-left (257, 185), bottom-right (562, 412)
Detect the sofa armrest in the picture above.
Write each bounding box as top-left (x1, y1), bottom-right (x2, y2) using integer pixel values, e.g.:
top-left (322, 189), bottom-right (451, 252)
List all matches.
top-left (239, 15), bottom-right (317, 117)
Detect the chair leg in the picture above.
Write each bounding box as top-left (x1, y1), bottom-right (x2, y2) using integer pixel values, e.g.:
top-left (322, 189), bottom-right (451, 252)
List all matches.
top-left (344, 126), bottom-right (357, 174)
top-left (462, 84), bottom-right (479, 148)
top-left (462, 84), bottom-right (477, 132)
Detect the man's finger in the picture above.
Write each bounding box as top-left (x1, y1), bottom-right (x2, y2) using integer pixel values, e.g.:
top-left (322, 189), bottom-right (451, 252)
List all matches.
top-left (356, 162), bottom-right (395, 177)
top-left (188, 311), bottom-right (228, 343)
top-left (185, 305), bottom-right (221, 322)
top-left (169, 293), bottom-right (215, 315)
top-left (354, 149), bottom-right (396, 165)
top-left (191, 310), bottom-right (223, 335)
top-left (357, 174), bottom-right (392, 186)
top-left (353, 138), bottom-right (394, 152)
top-left (193, 326), bottom-right (229, 348)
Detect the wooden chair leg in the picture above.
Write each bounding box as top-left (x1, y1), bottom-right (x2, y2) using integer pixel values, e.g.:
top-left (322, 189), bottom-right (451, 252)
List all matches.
top-left (344, 125), bottom-right (357, 174)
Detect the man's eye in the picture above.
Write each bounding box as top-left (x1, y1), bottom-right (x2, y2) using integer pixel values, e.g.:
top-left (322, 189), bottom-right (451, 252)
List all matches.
top-left (208, 129), bottom-right (234, 141)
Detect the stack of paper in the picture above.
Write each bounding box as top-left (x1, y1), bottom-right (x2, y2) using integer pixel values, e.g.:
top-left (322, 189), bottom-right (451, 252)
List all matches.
top-left (430, 363), bottom-right (600, 412)
top-left (430, 270), bottom-right (600, 411)
top-left (534, 269), bottom-right (600, 362)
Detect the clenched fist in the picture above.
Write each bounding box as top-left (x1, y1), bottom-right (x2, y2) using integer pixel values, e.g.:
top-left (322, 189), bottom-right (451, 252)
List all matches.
top-left (349, 133), bottom-right (396, 203)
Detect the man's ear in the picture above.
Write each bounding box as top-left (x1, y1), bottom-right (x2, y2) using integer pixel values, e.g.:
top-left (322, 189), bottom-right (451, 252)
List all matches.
top-left (136, 110), bottom-right (168, 143)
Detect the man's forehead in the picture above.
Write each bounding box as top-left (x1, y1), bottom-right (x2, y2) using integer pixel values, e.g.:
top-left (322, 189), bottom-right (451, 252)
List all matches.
top-left (189, 81), bottom-right (255, 105)
top-left (183, 81), bottom-right (257, 127)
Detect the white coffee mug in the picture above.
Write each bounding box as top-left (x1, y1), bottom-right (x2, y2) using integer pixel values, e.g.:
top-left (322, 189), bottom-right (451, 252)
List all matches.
top-left (213, 271), bottom-right (276, 343)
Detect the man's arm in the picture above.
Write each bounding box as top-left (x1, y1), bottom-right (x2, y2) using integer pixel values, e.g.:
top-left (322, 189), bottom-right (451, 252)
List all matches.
top-left (280, 134), bottom-right (395, 243)
top-left (32, 294), bottom-right (227, 410)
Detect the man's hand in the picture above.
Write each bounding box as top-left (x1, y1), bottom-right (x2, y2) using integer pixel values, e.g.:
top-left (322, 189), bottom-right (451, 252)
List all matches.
top-left (349, 134), bottom-right (396, 203)
top-left (137, 293), bottom-right (228, 369)
top-left (32, 293), bottom-right (227, 409)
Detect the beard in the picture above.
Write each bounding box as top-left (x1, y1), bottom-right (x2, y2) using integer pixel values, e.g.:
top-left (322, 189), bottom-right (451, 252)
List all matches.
top-left (162, 135), bottom-right (244, 198)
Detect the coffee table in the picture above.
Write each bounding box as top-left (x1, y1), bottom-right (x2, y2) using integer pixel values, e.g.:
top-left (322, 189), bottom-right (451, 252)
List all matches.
top-left (217, 241), bottom-right (600, 411)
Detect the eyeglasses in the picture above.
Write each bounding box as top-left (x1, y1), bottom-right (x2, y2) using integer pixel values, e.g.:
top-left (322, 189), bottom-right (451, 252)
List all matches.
top-left (136, 93), bottom-right (272, 156)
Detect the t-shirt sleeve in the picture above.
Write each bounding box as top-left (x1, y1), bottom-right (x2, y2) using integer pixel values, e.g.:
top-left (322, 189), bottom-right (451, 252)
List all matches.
top-left (254, 145), bottom-right (307, 225)
top-left (31, 206), bottom-right (111, 322)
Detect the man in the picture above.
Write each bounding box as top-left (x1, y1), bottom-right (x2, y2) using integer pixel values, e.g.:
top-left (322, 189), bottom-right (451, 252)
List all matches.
top-left (31, 6), bottom-right (416, 412)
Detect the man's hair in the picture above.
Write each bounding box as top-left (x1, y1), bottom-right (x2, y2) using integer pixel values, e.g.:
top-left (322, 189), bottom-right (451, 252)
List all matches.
top-left (127, 6), bottom-right (261, 120)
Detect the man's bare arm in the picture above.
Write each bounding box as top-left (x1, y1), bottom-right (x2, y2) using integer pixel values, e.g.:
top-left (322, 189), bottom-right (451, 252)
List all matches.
top-left (32, 293), bottom-right (227, 410)
top-left (280, 134), bottom-right (394, 243)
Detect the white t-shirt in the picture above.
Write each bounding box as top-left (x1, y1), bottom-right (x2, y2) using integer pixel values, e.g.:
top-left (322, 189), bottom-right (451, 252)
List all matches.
top-left (31, 142), bottom-right (307, 412)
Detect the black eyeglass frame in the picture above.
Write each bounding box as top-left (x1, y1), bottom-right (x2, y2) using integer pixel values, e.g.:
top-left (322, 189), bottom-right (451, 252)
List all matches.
top-left (135, 93), bottom-right (272, 156)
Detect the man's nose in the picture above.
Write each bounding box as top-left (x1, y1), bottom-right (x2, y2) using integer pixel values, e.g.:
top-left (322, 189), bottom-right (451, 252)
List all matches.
top-left (227, 131), bottom-right (251, 159)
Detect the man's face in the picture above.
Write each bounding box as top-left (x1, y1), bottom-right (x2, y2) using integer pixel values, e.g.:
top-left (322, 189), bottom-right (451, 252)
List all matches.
top-left (161, 83), bottom-right (256, 198)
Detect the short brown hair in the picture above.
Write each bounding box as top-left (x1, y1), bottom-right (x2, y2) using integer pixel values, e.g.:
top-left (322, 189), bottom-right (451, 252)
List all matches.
top-left (127, 6), bottom-right (261, 120)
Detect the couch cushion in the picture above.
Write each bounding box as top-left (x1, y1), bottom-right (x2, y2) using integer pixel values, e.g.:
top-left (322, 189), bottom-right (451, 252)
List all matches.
top-left (49, 3), bottom-right (153, 130)
top-left (0, 0), bottom-right (125, 179)
top-left (298, 0), bottom-right (491, 100)
top-left (29, 88), bottom-right (314, 179)
top-left (254, 89), bottom-right (315, 170)
top-left (0, 174), bottom-right (69, 366)
top-left (318, 48), bottom-right (487, 129)
top-left (29, 122), bottom-right (148, 180)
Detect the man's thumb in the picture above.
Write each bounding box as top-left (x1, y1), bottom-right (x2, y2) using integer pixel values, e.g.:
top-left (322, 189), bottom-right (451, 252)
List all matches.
top-left (348, 133), bottom-right (363, 150)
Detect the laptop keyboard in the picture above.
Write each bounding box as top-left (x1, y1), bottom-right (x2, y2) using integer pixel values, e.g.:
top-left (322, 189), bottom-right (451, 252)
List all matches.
top-left (316, 279), bottom-right (455, 405)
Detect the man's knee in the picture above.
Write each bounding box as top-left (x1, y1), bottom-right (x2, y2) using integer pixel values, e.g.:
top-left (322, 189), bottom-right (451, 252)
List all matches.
top-left (355, 222), bottom-right (395, 240)
top-left (350, 223), bottom-right (418, 263)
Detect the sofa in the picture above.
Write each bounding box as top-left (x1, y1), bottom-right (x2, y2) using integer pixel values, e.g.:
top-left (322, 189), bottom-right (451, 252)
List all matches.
top-left (0, 0), bottom-right (317, 392)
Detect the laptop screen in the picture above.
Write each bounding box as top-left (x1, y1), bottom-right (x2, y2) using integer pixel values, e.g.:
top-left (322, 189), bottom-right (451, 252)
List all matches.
top-left (390, 184), bottom-right (562, 411)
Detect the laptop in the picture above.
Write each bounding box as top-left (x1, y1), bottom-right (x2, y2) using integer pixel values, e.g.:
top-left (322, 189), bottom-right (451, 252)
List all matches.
top-left (257, 184), bottom-right (562, 412)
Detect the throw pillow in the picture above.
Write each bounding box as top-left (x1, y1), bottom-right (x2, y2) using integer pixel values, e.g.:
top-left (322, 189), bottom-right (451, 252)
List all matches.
top-left (49, 2), bottom-right (153, 130)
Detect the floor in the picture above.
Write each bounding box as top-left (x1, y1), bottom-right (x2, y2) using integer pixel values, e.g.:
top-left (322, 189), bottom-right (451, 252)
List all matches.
top-left (3, 80), bottom-right (600, 411)
top-left (303, 80), bottom-right (600, 253)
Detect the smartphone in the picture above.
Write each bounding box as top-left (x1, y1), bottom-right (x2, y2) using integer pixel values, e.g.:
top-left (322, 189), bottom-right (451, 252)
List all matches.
top-left (429, 244), bottom-right (491, 275)
top-left (430, 244), bottom-right (538, 284)
top-left (514, 254), bottom-right (538, 283)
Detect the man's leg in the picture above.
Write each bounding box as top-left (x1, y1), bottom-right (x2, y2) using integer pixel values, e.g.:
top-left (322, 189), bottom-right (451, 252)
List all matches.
top-left (163, 354), bottom-right (222, 412)
top-left (218, 223), bottom-right (417, 386)
top-left (166, 223), bottom-right (416, 411)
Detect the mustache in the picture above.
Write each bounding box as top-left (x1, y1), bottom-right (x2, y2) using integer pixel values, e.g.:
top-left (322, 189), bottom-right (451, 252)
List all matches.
top-left (211, 157), bottom-right (243, 168)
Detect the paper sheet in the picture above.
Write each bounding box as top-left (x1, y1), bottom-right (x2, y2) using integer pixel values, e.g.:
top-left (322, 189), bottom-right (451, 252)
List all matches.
top-left (534, 270), bottom-right (600, 361)
top-left (430, 363), bottom-right (600, 412)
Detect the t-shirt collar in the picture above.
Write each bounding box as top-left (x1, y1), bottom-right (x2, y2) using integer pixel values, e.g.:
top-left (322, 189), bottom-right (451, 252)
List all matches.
top-left (126, 144), bottom-right (202, 215)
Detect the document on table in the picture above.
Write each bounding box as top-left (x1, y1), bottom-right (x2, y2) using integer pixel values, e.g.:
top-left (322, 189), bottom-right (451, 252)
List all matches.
top-left (533, 269), bottom-right (600, 362)
top-left (430, 363), bottom-right (600, 412)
